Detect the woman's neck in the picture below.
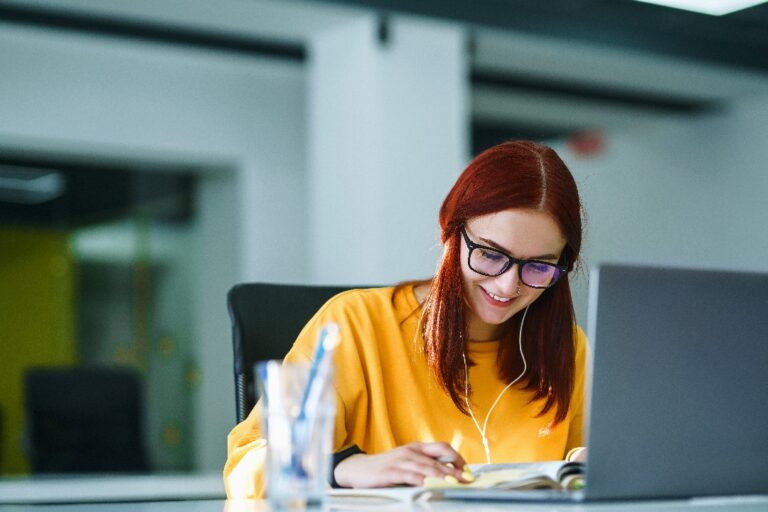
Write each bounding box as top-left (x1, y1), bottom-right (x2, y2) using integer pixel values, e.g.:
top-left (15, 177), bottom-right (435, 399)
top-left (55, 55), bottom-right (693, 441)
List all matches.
top-left (467, 313), bottom-right (503, 342)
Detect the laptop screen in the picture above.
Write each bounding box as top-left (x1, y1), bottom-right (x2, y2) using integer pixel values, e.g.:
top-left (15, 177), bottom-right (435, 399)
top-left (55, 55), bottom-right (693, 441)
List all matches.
top-left (584, 264), bottom-right (768, 500)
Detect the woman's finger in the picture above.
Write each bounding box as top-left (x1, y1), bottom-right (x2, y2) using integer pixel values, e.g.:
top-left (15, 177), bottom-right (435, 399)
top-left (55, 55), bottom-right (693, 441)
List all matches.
top-left (397, 443), bottom-right (470, 482)
top-left (386, 469), bottom-right (428, 487)
top-left (567, 447), bottom-right (587, 462)
top-left (395, 456), bottom-right (457, 479)
top-left (415, 441), bottom-right (468, 470)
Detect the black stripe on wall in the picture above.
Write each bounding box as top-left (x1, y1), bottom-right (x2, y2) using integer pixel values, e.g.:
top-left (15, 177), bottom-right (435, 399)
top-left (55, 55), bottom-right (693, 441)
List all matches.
top-left (471, 70), bottom-right (719, 114)
top-left (0, 3), bottom-right (306, 62)
top-left (472, 121), bottom-right (578, 156)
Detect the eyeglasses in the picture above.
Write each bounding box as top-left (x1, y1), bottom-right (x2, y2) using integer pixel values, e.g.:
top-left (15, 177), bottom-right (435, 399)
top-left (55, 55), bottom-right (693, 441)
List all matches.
top-left (460, 226), bottom-right (567, 289)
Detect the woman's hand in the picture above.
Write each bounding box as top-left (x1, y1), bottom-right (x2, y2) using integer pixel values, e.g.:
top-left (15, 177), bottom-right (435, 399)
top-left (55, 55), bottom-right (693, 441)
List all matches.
top-left (333, 442), bottom-right (468, 488)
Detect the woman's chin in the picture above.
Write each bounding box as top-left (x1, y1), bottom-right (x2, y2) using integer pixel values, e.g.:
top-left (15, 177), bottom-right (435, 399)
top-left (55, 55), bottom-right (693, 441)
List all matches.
top-left (469, 301), bottom-right (522, 338)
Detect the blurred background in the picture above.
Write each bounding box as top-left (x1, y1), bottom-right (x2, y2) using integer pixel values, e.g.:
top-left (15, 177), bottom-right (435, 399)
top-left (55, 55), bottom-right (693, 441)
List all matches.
top-left (1, 0), bottom-right (767, 479)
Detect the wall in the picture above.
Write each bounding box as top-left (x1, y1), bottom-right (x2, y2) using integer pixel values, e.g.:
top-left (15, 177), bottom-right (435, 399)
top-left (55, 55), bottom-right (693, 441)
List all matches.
top-left (0, 227), bottom-right (76, 474)
top-left (307, 16), bottom-right (469, 285)
top-left (558, 93), bottom-right (768, 328)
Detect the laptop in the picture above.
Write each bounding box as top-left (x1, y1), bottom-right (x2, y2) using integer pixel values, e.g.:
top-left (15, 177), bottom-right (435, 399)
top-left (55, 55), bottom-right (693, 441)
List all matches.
top-left (440, 263), bottom-right (768, 502)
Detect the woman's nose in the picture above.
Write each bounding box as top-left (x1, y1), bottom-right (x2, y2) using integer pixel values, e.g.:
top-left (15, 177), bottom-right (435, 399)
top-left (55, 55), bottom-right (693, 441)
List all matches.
top-left (495, 264), bottom-right (521, 296)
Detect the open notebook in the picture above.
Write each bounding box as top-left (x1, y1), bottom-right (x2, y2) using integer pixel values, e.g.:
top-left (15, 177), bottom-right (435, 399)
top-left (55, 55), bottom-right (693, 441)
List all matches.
top-left (332, 264), bottom-right (768, 503)
top-left (330, 460), bottom-right (583, 502)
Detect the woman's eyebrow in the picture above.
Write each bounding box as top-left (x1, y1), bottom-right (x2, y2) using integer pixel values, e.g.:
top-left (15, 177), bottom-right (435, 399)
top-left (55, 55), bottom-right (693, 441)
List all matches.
top-left (478, 236), bottom-right (559, 261)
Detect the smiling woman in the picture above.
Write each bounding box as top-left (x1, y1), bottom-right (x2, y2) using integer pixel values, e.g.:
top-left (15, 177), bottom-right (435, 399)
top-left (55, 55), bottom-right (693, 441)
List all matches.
top-left (421, 140), bottom-right (583, 423)
top-left (225, 140), bottom-right (588, 498)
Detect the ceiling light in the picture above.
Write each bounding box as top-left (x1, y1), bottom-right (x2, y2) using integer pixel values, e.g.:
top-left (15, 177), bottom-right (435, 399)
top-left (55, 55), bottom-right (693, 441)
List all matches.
top-left (633, 0), bottom-right (766, 15)
top-left (0, 165), bottom-right (66, 204)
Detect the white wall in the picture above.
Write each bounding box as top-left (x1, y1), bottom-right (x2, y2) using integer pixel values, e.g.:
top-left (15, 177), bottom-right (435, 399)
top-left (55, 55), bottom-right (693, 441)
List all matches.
top-left (307, 16), bottom-right (469, 285)
top-left (0, 22), bottom-right (307, 470)
top-left (558, 94), bottom-right (768, 328)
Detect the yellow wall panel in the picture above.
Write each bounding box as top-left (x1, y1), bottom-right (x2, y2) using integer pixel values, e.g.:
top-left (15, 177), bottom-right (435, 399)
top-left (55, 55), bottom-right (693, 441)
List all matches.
top-left (0, 227), bottom-right (76, 475)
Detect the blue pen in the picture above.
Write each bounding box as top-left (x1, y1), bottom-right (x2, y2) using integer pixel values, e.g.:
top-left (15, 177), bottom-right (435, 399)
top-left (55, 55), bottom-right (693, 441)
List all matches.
top-left (290, 323), bottom-right (340, 477)
top-left (298, 323), bottom-right (340, 421)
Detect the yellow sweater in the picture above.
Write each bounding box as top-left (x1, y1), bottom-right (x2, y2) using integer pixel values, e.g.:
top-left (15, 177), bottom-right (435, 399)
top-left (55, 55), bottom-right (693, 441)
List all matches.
top-left (224, 285), bottom-right (587, 499)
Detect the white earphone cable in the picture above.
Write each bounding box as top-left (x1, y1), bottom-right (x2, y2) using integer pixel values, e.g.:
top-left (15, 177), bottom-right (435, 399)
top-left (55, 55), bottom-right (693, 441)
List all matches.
top-left (463, 305), bottom-right (529, 464)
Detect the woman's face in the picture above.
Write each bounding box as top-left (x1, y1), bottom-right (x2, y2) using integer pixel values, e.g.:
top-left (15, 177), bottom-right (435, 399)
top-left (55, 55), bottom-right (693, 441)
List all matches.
top-left (459, 209), bottom-right (566, 341)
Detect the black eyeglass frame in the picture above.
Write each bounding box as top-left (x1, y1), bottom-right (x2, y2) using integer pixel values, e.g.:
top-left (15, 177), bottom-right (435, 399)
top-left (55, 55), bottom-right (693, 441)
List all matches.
top-left (460, 226), bottom-right (568, 289)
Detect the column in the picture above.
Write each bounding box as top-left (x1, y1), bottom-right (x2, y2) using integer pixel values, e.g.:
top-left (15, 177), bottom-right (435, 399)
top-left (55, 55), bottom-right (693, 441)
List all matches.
top-left (307, 14), bottom-right (469, 285)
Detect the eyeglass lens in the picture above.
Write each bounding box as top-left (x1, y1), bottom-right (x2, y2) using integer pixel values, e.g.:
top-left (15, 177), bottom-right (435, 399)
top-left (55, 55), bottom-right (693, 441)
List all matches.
top-left (469, 247), bottom-right (561, 288)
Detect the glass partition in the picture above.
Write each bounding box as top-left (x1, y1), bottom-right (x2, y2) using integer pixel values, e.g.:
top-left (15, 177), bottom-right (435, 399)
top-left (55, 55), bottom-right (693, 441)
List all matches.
top-left (0, 158), bottom-right (197, 475)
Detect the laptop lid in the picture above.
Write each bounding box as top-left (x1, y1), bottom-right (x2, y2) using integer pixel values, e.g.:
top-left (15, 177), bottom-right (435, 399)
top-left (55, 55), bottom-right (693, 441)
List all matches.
top-left (583, 264), bottom-right (768, 500)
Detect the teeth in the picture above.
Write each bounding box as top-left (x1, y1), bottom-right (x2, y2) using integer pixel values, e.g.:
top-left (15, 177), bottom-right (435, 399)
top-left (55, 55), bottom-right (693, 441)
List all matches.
top-left (487, 290), bottom-right (512, 302)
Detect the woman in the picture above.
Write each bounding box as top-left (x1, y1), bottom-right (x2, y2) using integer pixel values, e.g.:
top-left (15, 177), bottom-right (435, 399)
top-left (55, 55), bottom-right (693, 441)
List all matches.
top-left (224, 140), bottom-right (587, 498)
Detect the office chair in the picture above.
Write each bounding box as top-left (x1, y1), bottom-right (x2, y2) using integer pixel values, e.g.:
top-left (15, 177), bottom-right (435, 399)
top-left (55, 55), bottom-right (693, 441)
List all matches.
top-left (227, 283), bottom-right (360, 423)
top-left (24, 366), bottom-right (149, 473)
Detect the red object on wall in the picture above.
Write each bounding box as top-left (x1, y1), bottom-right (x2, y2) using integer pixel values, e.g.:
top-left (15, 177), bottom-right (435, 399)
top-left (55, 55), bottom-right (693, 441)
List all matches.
top-left (567, 130), bottom-right (606, 158)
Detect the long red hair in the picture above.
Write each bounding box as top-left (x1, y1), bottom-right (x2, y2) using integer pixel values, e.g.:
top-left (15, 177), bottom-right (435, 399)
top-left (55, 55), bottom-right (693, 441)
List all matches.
top-left (421, 140), bottom-right (583, 423)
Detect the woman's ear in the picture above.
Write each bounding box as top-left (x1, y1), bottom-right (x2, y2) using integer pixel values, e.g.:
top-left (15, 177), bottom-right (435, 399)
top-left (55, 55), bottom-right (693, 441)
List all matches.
top-left (562, 245), bottom-right (574, 271)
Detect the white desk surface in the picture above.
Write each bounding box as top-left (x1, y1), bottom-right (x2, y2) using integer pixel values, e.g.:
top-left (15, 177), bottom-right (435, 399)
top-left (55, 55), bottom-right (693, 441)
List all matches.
top-left (1, 496), bottom-right (768, 512)
top-left (1, 497), bottom-right (768, 512)
top-left (0, 475), bottom-right (766, 512)
top-left (0, 472), bottom-right (225, 504)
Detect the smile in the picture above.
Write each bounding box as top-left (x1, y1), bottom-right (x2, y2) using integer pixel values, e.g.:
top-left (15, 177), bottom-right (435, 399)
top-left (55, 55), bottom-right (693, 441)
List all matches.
top-left (482, 287), bottom-right (514, 303)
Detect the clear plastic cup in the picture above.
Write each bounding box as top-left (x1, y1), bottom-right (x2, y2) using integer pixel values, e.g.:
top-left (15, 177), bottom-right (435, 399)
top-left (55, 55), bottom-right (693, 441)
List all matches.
top-left (256, 360), bottom-right (335, 508)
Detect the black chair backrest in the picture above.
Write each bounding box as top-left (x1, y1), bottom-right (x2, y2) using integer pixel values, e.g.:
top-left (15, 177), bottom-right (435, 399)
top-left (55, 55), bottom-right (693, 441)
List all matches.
top-left (227, 283), bottom-right (358, 423)
top-left (24, 366), bottom-right (149, 473)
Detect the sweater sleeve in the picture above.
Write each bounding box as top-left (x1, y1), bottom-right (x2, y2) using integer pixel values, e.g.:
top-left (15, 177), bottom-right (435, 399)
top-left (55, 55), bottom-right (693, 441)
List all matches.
top-left (223, 402), bottom-right (267, 499)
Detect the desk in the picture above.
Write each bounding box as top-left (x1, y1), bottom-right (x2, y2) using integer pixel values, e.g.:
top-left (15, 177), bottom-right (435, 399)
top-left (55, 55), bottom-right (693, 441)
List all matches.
top-left (0, 473), bottom-right (225, 504)
top-left (1, 496), bottom-right (768, 512)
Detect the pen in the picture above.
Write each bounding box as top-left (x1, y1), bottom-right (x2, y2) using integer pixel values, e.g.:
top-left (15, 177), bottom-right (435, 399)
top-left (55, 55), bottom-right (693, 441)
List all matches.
top-left (298, 323), bottom-right (340, 421)
top-left (291, 323), bottom-right (341, 477)
top-left (436, 456), bottom-right (476, 482)
top-left (437, 455), bottom-right (456, 466)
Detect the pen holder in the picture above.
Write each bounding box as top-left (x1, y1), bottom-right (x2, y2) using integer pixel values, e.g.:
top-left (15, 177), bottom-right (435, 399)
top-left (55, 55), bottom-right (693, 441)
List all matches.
top-left (256, 360), bottom-right (336, 508)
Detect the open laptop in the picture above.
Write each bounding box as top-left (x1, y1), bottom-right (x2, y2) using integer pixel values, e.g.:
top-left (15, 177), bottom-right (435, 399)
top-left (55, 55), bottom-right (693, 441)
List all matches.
top-left (440, 263), bottom-right (768, 502)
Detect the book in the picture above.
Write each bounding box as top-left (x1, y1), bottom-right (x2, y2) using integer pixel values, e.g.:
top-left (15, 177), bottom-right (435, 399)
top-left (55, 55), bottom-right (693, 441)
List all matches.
top-left (429, 460), bottom-right (584, 491)
top-left (328, 460), bottom-right (585, 503)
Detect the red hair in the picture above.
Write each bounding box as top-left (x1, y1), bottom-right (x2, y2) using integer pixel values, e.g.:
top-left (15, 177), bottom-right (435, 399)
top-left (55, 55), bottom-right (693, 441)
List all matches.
top-left (422, 140), bottom-right (583, 423)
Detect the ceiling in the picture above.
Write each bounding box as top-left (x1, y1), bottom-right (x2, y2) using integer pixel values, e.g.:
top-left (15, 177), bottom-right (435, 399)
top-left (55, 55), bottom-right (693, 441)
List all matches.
top-left (301, 0), bottom-right (768, 148)
top-left (305, 0), bottom-right (768, 73)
